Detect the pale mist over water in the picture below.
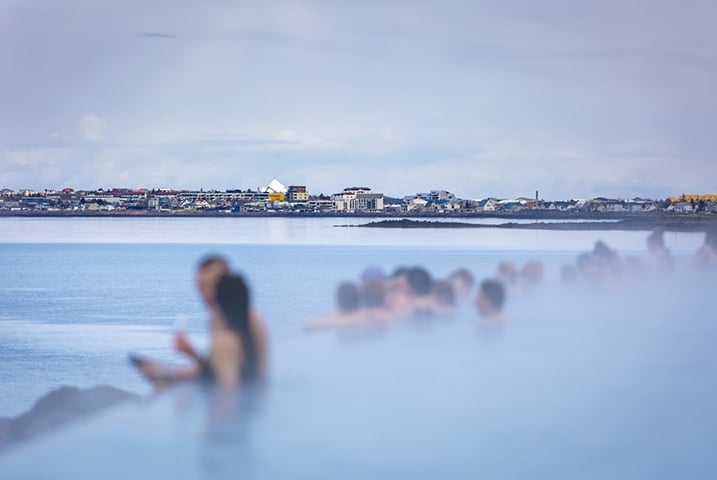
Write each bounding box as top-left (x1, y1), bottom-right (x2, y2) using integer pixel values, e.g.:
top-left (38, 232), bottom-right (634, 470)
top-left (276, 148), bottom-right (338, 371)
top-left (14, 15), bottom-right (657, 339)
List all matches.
top-left (0, 216), bottom-right (705, 252)
top-left (0, 218), bottom-right (714, 478)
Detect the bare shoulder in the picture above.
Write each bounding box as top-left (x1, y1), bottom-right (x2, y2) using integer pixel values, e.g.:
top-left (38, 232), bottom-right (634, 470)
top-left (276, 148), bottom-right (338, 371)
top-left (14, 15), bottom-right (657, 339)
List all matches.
top-left (250, 309), bottom-right (269, 339)
top-left (249, 308), bottom-right (269, 376)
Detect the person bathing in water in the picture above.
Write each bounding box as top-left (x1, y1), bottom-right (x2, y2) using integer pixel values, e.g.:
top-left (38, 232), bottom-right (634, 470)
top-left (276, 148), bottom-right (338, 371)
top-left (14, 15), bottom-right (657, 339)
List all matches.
top-left (474, 279), bottom-right (506, 328)
top-left (135, 256), bottom-right (268, 388)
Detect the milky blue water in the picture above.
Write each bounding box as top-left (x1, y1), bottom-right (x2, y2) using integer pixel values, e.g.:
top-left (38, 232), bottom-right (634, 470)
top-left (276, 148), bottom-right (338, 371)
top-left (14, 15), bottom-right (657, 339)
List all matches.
top-left (1, 218), bottom-right (715, 479)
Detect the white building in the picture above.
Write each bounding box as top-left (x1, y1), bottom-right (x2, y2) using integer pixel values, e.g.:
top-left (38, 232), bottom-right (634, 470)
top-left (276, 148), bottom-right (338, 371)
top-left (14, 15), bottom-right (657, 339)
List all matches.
top-left (260, 178), bottom-right (288, 194)
top-left (331, 187), bottom-right (384, 212)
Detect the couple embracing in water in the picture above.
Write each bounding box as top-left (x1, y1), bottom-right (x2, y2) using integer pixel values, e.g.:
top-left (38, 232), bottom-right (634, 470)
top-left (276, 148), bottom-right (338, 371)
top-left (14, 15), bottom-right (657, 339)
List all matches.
top-left (134, 256), bottom-right (269, 389)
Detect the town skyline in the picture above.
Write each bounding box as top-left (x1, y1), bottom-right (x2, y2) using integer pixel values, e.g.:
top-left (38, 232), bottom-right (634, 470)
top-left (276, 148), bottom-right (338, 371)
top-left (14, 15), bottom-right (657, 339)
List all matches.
top-left (2, 178), bottom-right (714, 203)
top-left (3, 1), bottom-right (717, 201)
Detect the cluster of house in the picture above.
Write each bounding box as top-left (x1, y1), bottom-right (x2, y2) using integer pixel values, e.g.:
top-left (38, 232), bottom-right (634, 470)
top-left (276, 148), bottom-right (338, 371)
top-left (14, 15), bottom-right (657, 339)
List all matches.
top-left (2, 180), bottom-right (716, 215)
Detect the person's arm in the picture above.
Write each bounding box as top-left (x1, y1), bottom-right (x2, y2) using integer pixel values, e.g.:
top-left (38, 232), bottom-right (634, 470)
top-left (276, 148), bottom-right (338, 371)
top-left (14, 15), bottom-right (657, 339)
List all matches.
top-left (174, 332), bottom-right (203, 362)
top-left (135, 358), bottom-right (200, 386)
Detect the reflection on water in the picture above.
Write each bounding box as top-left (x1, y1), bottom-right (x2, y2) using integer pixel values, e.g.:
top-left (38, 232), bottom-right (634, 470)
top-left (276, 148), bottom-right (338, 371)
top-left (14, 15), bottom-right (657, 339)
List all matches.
top-left (1, 270), bottom-right (716, 479)
top-left (0, 217), bottom-right (705, 252)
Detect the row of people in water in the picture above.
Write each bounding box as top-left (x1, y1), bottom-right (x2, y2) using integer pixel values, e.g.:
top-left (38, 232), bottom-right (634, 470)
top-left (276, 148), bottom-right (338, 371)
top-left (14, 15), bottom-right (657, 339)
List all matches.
top-left (305, 265), bottom-right (507, 331)
top-left (306, 227), bottom-right (717, 332)
top-left (133, 257), bottom-right (510, 390)
top-left (133, 228), bottom-right (716, 389)
top-left (558, 227), bottom-right (717, 287)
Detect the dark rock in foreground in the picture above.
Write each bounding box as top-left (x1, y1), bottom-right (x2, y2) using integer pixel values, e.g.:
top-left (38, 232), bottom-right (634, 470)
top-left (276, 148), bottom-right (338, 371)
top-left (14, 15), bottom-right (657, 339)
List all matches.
top-left (0, 385), bottom-right (139, 451)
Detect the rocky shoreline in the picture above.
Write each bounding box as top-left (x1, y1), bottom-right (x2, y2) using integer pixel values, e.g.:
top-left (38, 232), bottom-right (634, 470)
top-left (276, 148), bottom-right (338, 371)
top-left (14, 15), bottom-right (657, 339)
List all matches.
top-left (0, 210), bottom-right (712, 222)
top-left (352, 216), bottom-right (717, 232)
top-left (0, 386), bottom-right (139, 452)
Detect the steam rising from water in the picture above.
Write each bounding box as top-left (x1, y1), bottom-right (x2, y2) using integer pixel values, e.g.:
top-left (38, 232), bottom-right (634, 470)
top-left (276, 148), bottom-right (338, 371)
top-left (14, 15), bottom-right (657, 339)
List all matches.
top-left (2, 266), bottom-right (715, 478)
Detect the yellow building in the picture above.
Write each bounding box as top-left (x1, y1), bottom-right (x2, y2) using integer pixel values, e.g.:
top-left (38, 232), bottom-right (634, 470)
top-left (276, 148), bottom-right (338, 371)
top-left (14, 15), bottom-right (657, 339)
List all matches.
top-left (669, 194), bottom-right (717, 203)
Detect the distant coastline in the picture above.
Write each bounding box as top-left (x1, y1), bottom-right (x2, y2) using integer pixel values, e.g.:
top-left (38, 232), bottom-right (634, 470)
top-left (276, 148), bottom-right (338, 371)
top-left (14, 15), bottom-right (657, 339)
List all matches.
top-left (348, 216), bottom-right (717, 233)
top-left (3, 210), bottom-right (716, 232)
top-left (1, 209), bottom-right (715, 222)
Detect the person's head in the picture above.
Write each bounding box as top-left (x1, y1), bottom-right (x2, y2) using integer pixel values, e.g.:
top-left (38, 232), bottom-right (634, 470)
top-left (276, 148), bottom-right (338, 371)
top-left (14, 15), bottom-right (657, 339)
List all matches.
top-left (361, 280), bottom-right (386, 309)
top-left (406, 267), bottom-right (433, 297)
top-left (216, 274), bottom-right (250, 334)
top-left (495, 262), bottom-right (518, 286)
top-left (336, 282), bottom-right (360, 313)
top-left (447, 268), bottom-right (474, 299)
top-left (197, 256), bottom-right (230, 306)
top-left (475, 279), bottom-right (505, 318)
top-left (360, 266), bottom-right (385, 285)
top-left (592, 240), bottom-right (622, 277)
top-left (521, 261), bottom-right (544, 287)
top-left (433, 281), bottom-right (456, 308)
top-left (593, 240), bottom-right (616, 260)
top-left (647, 228), bottom-right (667, 255)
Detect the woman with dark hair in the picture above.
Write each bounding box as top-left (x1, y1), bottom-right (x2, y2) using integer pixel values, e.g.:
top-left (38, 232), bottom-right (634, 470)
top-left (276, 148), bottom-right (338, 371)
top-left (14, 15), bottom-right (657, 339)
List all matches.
top-left (136, 259), bottom-right (268, 389)
top-left (189, 273), bottom-right (266, 387)
top-left (211, 274), bottom-right (261, 384)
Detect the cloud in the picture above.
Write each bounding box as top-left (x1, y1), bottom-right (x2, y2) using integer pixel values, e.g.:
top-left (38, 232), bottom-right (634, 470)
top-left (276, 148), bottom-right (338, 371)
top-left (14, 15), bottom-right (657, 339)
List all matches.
top-left (135, 32), bottom-right (178, 40)
top-left (79, 115), bottom-right (106, 142)
top-left (1, 1), bottom-right (716, 196)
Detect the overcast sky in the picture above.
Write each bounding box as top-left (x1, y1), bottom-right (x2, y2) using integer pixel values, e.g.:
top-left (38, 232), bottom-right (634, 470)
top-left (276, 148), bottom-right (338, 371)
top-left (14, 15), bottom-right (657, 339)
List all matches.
top-left (1, 0), bottom-right (716, 199)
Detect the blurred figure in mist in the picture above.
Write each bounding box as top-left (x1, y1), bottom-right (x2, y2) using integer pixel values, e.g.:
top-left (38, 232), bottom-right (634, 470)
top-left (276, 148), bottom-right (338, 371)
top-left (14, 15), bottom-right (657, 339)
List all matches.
top-left (360, 266), bottom-right (386, 285)
top-left (593, 240), bottom-right (621, 273)
top-left (306, 282), bottom-right (363, 331)
top-left (520, 261), bottom-right (544, 290)
top-left (576, 241), bottom-right (622, 287)
top-left (406, 266), bottom-right (436, 318)
top-left (696, 228), bottom-right (717, 268)
top-left (646, 228), bottom-right (674, 272)
top-left (560, 264), bottom-right (578, 286)
top-left (495, 262), bottom-right (518, 288)
top-left (307, 279), bottom-right (393, 331)
top-left (432, 280), bottom-right (457, 317)
top-left (384, 267), bottom-right (414, 320)
top-left (136, 257), bottom-right (268, 389)
top-left (474, 279), bottom-right (506, 327)
top-left (360, 279), bottom-right (392, 323)
top-left (446, 268), bottom-right (474, 301)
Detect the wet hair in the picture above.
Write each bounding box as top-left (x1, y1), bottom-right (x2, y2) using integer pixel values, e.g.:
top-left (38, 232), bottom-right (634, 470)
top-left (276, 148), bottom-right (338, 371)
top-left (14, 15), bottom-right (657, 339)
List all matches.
top-left (480, 280), bottom-right (505, 311)
top-left (215, 274), bottom-right (258, 381)
top-left (448, 268), bottom-right (475, 289)
top-left (361, 280), bottom-right (386, 308)
top-left (198, 255), bottom-right (229, 272)
top-left (433, 281), bottom-right (456, 307)
top-left (336, 282), bottom-right (360, 312)
top-left (407, 267), bottom-right (433, 296)
top-left (391, 266), bottom-right (410, 279)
